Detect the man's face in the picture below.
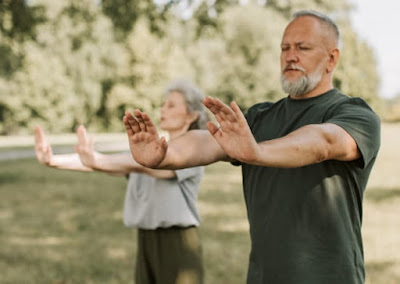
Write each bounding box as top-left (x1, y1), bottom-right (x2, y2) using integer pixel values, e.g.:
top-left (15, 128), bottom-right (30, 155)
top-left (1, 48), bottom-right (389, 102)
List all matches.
top-left (280, 16), bottom-right (332, 97)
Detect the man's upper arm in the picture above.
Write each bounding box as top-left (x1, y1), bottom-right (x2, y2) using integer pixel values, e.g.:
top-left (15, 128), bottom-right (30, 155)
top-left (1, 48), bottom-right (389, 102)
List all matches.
top-left (326, 98), bottom-right (381, 168)
top-left (322, 123), bottom-right (361, 161)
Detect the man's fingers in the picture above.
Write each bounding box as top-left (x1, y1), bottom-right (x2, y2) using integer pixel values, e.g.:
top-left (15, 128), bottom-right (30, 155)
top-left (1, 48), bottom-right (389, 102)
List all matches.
top-left (133, 109), bottom-right (147, 133)
top-left (206, 121), bottom-right (221, 136)
top-left (123, 115), bottom-right (135, 138)
top-left (127, 110), bottom-right (141, 133)
top-left (204, 97), bottom-right (243, 136)
top-left (204, 97), bottom-right (237, 123)
top-left (124, 110), bottom-right (159, 140)
top-left (141, 112), bottom-right (157, 135)
top-left (230, 101), bottom-right (247, 126)
top-left (204, 98), bottom-right (227, 126)
top-left (204, 97), bottom-right (223, 116)
top-left (159, 136), bottom-right (168, 152)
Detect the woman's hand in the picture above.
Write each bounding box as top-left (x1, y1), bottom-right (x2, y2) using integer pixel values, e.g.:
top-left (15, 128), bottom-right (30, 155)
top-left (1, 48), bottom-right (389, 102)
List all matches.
top-left (75, 125), bottom-right (99, 168)
top-left (34, 126), bottom-right (54, 166)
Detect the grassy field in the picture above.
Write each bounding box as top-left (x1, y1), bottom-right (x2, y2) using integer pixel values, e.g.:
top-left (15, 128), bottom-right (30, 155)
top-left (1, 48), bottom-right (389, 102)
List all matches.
top-left (0, 123), bottom-right (399, 283)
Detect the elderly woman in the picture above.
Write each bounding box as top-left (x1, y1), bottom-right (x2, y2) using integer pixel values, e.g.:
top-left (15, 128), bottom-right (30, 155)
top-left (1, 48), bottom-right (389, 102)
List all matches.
top-left (35, 80), bottom-right (209, 284)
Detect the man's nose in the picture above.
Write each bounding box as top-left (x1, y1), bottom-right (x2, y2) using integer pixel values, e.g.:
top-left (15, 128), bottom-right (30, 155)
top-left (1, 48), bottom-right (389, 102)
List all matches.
top-left (284, 49), bottom-right (299, 63)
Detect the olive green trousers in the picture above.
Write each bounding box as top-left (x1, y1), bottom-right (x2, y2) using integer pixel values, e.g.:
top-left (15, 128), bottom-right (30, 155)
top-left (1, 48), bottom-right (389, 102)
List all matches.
top-left (135, 226), bottom-right (204, 284)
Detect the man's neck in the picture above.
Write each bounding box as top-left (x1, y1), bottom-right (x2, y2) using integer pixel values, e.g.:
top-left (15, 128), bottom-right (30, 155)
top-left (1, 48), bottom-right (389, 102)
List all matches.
top-left (289, 81), bottom-right (333, 100)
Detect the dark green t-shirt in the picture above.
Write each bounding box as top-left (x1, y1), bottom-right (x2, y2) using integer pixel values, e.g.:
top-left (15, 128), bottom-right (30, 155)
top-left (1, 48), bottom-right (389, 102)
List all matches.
top-left (240, 89), bottom-right (380, 284)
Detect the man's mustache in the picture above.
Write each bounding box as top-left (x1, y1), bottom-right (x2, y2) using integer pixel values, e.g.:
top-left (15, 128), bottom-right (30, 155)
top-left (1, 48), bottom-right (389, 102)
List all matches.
top-left (282, 64), bottom-right (305, 73)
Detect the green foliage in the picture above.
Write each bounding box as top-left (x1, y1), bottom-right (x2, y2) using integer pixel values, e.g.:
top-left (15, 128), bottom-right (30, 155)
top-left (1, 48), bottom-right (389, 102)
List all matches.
top-left (265, 0), bottom-right (351, 18)
top-left (0, 0), bottom-right (46, 41)
top-left (0, 0), bottom-right (45, 79)
top-left (103, 17), bottom-right (195, 130)
top-left (101, 0), bottom-right (169, 38)
top-left (334, 20), bottom-right (384, 114)
top-left (0, 0), bottom-right (128, 134)
top-left (0, 0), bottom-right (384, 134)
top-left (207, 5), bottom-right (287, 110)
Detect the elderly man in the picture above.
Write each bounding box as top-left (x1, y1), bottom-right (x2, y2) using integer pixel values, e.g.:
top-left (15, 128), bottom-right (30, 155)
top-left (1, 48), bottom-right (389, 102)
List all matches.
top-left (123, 10), bottom-right (380, 284)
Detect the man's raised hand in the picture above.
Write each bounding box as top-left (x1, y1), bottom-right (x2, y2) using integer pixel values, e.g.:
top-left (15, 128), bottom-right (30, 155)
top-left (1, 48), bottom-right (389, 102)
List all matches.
top-left (203, 97), bottom-right (260, 164)
top-left (123, 110), bottom-right (168, 168)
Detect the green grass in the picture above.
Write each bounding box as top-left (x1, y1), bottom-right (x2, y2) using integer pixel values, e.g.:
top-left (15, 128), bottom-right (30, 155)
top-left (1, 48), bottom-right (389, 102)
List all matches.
top-left (1, 121), bottom-right (400, 284)
top-left (0, 159), bottom-right (134, 284)
top-left (0, 159), bottom-right (249, 284)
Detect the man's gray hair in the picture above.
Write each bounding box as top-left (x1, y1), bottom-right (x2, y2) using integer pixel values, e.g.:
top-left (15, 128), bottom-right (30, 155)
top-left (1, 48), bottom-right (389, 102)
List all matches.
top-left (165, 79), bottom-right (210, 130)
top-left (292, 10), bottom-right (340, 44)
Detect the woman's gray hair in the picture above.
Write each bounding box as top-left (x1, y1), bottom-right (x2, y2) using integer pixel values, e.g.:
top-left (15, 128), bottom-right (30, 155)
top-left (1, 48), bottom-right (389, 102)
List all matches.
top-left (165, 79), bottom-right (210, 130)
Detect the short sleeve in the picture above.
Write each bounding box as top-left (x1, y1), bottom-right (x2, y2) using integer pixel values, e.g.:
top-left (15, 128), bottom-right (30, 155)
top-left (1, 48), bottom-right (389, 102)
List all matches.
top-left (175, 166), bottom-right (204, 182)
top-left (326, 98), bottom-right (381, 168)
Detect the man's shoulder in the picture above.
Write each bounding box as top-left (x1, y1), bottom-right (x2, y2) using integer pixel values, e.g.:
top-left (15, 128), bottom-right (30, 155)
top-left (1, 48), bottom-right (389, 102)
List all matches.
top-left (247, 98), bottom-right (285, 115)
top-left (248, 101), bottom-right (276, 111)
top-left (329, 89), bottom-right (377, 114)
top-left (245, 100), bottom-right (279, 125)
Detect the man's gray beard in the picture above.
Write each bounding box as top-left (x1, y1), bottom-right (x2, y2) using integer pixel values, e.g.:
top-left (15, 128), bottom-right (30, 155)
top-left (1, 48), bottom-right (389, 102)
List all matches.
top-left (280, 67), bottom-right (323, 97)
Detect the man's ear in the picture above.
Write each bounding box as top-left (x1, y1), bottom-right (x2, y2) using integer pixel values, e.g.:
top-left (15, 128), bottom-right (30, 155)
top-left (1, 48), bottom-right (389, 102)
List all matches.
top-left (327, 48), bottom-right (340, 73)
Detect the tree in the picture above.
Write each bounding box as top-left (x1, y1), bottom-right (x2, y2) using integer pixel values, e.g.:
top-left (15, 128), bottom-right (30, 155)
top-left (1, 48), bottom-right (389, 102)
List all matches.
top-left (100, 0), bottom-right (170, 38)
top-left (0, 0), bottom-right (384, 134)
top-left (103, 17), bottom-right (194, 130)
top-left (178, 4), bottom-right (287, 111)
top-left (0, 0), bottom-right (46, 41)
top-left (334, 19), bottom-right (383, 113)
top-left (0, 0), bottom-right (45, 78)
top-left (0, 0), bottom-right (127, 134)
top-left (184, 0), bottom-right (382, 112)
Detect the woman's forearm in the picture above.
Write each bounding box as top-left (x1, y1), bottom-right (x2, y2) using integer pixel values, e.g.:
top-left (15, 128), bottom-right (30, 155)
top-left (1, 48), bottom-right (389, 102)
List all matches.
top-left (49, 153), bottom-right (93, 171)
top-left (92, 152), bottom-right (177, 178)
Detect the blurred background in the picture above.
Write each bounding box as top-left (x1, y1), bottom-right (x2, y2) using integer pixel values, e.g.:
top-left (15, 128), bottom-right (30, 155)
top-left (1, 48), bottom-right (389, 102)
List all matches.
top-left (0, 0), bottom-right (399, 283)
top-left (0, 0), bottom-right (399, 136)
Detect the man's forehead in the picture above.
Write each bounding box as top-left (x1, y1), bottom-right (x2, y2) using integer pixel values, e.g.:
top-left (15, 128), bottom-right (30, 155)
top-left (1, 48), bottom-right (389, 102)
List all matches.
top-left (281, 33), bottom-right (320, 46)
top-left (281, 17), bottom-right (323, 43)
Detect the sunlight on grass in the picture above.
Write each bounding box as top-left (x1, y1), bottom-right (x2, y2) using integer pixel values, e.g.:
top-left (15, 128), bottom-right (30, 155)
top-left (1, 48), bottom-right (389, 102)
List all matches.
top-left (363, 195), bottom-right (400, 284)
top-left (368, 123), bottom-right (400, 189)
top-left (9, 236), bottom-right (68, 246)
top-left (106, 247), bottom-right (129, 260)
top-left (362, 123), bottom-right (400, 283)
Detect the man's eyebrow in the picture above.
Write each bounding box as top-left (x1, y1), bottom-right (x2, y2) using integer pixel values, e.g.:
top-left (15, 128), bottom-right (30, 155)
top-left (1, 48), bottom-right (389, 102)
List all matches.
top-left (280, 41), bottom-right (312, 46)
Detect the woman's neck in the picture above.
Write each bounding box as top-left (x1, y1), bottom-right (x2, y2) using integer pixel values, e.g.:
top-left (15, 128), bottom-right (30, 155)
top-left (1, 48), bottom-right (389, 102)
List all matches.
top-left (167, 128), bottom-right (188, 140)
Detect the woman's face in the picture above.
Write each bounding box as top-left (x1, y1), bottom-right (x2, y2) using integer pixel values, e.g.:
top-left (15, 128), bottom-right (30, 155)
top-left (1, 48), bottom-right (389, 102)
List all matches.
top-left (159, 91), bottom-right (197, 137)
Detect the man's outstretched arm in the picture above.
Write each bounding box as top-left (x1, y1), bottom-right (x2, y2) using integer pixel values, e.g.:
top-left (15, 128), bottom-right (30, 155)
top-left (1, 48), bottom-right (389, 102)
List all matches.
top-left (123, 110), bottom-right (229, 169)
top-left (203, 97), bottom-right (360, 168)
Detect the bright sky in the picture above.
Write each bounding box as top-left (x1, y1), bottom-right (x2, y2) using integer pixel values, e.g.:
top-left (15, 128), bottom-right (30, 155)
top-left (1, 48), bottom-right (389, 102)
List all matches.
top-left (350, 0), bottom-right (400, 99)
